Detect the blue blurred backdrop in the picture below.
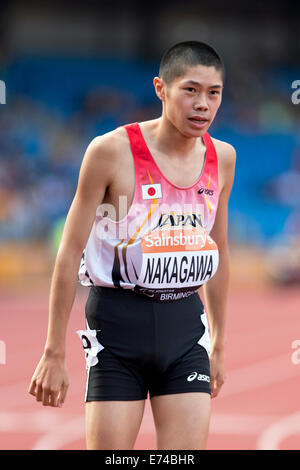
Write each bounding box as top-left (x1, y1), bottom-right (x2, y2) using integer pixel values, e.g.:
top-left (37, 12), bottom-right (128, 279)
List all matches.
top-left (0, 0), bottom-right (299, 283)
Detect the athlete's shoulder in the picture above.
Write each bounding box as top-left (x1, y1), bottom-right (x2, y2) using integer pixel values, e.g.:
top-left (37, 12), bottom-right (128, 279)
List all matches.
top-left (210, 137), bottom-right (236, 169)
top-left (81, 126), bottom-right (132, 178)
top-left (87, 125), bottom-right (129, 155)
top-left (78, 127), bottom-right (129, 190)
top-left (209, 137), bottom-right (236, 194)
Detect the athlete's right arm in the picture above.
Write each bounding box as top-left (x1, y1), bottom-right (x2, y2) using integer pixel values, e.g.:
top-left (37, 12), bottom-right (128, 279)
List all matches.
top-left (28, 134), bottom-right (115, 408)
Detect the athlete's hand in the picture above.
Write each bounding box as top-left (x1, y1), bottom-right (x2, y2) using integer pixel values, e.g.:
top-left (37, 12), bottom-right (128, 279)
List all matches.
top-left (28, 353), bottom-right (70, 407)
top-left (209, 348), bottom-right (226, 398)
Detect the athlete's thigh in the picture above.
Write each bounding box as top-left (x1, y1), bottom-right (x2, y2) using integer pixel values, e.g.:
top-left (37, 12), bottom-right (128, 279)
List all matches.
top-left (86, 399), bottom-right (146, 450)
top-left (150, 392), bottom-right (211, 450)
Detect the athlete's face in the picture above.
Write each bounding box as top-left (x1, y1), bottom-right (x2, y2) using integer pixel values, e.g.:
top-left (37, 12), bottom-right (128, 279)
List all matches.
top-left (154, 65), bottom-right (223, 136)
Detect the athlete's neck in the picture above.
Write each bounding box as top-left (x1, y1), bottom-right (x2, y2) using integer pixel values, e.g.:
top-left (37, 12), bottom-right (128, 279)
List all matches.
top-left (151, 117), bottom-right (204, 159)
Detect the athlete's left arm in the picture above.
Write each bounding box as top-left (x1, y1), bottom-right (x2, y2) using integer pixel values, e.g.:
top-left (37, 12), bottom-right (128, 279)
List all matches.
top-left (202, 141), bottom-right (236, 398)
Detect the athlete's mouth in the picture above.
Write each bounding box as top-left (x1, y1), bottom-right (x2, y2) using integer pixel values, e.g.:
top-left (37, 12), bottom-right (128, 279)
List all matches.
top-left (188, 116), bottom-right (209, 123)
top-left (188, 117), bottom-right (209, 127)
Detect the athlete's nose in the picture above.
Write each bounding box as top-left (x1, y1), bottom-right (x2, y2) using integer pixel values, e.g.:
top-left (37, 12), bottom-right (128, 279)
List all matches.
top-left (193, 94), bottom-right (208, 111)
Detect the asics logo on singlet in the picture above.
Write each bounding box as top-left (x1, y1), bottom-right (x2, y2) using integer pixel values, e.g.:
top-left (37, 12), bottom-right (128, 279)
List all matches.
top-left (187, 372), bottom-right (210, 382)
top-left (198, 187), bottom-right (214, 196)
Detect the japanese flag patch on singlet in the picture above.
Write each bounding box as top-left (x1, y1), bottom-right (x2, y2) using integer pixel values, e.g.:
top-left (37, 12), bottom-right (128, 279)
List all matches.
top-left (142, 183), bottom-right (162, 200)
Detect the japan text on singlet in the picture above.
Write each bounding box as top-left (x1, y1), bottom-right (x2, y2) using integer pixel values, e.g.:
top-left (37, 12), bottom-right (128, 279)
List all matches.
top-left (78, 122), bottom-right (219, 302)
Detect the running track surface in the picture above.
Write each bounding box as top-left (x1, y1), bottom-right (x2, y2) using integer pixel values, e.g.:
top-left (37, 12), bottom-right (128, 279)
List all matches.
top-left (0, 282), bottom-right (299, 450)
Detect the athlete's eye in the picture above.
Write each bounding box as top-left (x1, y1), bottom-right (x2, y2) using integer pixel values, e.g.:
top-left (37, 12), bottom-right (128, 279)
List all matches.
top-left (209, 90), bottom-right (220, 95)
top-left (185, 87), bottom-right (196, 93)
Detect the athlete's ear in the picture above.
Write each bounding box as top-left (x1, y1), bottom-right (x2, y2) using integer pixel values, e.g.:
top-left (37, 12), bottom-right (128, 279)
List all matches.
top-left (153, 76), bottom-right (166, 102)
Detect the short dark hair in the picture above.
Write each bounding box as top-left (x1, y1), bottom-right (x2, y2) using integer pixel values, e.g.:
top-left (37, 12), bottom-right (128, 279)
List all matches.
top-left (159, 40), bottom-right (225, 85)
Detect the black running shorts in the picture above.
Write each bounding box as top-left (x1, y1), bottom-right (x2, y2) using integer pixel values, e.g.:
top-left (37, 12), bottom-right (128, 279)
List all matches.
top-left (77, 286), bottom-right (211, 401)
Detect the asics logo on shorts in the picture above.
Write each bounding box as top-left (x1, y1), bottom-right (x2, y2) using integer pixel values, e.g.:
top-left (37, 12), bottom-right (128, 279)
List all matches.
top-left (187, 372), bottom-right (210, 382)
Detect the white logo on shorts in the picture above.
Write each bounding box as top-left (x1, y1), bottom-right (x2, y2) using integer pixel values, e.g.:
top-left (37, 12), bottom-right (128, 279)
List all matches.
top-left (187, 372), bottom-right (210, 382)
top-left (76, 329), bottom-right (104, 368)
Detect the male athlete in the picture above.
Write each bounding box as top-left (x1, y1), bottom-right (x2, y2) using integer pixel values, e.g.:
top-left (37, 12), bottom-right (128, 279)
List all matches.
top-left (28, 41), bottom-right (236, 450)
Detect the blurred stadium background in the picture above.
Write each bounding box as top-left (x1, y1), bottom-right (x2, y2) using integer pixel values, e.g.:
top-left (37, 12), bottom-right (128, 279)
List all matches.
top-left (0, 0), bottom-right (299, 450)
